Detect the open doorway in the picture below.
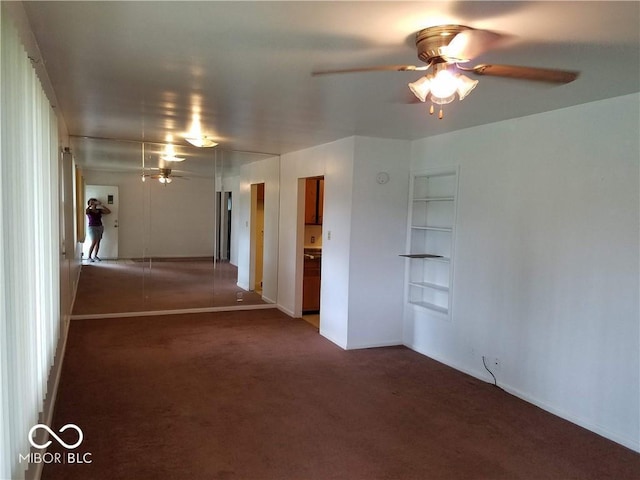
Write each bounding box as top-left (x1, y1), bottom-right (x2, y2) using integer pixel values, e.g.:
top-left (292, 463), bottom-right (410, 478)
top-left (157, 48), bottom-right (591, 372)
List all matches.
top-left (301, 176), bottom-right (324, 329)
top-left (216, 191), bottom-right (232, 261)
top-left (250, 183), bottom-right (265, 294)
top-left (82, 184), bottom-right (119, 261)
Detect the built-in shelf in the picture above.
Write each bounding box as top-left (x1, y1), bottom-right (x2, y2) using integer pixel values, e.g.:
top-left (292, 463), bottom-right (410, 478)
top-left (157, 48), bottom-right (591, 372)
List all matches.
top-left (409, 281), bottom-right (449, 292)
top-left (401, 254), bottom-right (450, 263)
top-left (411, 225), bottom-right (453, 232)
top-left (410, 301), bottom-right (448, 314)
top-left (404, 168), bottom-right (458, 316)
top-left (414, 196), bottom-right (455, 202)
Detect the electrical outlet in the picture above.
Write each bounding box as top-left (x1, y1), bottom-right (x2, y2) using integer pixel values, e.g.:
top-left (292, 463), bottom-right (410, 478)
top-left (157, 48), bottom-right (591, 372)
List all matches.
top-left (483, 355), bottom-right (500, 373)
top-left (490, 357), bottom-right (500, 372)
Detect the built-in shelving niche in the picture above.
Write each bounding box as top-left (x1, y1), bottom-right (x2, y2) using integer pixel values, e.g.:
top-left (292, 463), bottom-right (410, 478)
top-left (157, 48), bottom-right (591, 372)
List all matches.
top-left (402, 168), bottom-right (458, 316)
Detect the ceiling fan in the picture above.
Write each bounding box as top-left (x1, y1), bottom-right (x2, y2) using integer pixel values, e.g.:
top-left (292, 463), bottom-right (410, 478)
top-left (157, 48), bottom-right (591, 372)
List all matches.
top-left (142, 167), bottom-right (187, 184)
top-left (313, 25), bottom-right (579, 118)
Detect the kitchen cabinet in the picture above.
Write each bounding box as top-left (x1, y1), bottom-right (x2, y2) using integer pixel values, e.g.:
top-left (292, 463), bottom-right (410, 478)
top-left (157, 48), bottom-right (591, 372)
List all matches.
top-left (303, 251), bottom-right (321, 312)
top-left (305, 177), bottom-right (324, 225)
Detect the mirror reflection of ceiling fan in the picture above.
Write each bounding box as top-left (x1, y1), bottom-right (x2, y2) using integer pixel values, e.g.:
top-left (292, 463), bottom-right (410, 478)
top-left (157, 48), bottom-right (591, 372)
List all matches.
top-left (313, 24), bottom-right (579, 119)
top-left (142, 168), bottom-right (188, 185)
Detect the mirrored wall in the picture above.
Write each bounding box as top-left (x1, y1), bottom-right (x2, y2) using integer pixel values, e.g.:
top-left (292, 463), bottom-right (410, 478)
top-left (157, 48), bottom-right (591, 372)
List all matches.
top-left (70, 136), bottom-right (280, 316)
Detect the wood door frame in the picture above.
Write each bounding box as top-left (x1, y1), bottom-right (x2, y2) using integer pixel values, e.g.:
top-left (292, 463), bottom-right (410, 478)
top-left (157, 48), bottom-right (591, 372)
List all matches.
top-left (297, 176), bottom-right (324, 318)
top-left (249, 183), bottom-right (265, 292)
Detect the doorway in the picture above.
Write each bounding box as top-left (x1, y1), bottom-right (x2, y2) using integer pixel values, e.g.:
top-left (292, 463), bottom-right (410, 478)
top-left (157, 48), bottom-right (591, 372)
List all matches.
top-left (301, 176), bottom-right (324, 328)
top-left (82, 184), bottom-right (119, 260)
top-left (250, 183), bottom-right (265, 294)
top-left (216, 191), bottom-right (232, 261)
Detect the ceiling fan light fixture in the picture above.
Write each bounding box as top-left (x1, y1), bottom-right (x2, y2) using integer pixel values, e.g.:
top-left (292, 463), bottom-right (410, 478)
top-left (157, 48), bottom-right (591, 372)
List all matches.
top-left (456, 74), bottom-right (478, 100)
top-left (185, 135), bottom-right (218, 148)
top-left (408, 76), bottom-right (431, 102)
top-left (408, 74), bottom-right (459, 105)
top-left (430, 93), bottom-right (456, 105)
top-left (409, 67), bottom-right (479, 108)
top-left (429, 68), bottom-right (459, 99)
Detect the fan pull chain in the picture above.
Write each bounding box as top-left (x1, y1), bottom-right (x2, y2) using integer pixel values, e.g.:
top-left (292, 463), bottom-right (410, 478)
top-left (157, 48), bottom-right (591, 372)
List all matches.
top-left (429, 103), bottom-right (444, 120)
top-left (428, 103), bottom-right (444, 119)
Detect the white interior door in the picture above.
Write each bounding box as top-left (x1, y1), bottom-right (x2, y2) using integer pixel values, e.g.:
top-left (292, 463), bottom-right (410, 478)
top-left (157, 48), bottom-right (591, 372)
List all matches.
top-left (83, 185), bottom-right (119, 260)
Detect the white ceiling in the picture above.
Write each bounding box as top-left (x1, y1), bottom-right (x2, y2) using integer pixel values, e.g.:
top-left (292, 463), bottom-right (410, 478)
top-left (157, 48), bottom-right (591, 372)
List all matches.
top-left (20, 1), bottom-right (640, 175)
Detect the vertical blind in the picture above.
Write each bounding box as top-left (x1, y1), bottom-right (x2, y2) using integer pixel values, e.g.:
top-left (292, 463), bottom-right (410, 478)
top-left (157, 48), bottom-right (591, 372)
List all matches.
top-left (1, 5), bottom-right (61, 480)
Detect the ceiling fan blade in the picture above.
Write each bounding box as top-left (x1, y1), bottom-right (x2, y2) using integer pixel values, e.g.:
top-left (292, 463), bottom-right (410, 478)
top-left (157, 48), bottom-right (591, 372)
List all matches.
top-left (467, 64), bottom-right (579, 83)
top-left (312, 65), bottom-right (429, 76)
top-left (444, 29), bottom-right (504, 62)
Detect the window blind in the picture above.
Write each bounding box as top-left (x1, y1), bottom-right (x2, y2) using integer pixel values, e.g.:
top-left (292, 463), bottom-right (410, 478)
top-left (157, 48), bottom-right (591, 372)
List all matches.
top-left (1, 4), bottom-right (61, 479)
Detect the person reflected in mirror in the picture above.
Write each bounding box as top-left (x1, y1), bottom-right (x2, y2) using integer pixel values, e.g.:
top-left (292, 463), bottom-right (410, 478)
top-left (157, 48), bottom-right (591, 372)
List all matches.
top-left (86, 198), bottom-right (111, 262)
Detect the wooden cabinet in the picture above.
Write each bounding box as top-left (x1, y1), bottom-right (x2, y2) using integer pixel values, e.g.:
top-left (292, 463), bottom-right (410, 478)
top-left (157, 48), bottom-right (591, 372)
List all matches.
top-left (305, 177), bottom-right (324, 225)
top-left (404, 168), bottom-right (458, 316)
top-left (303, 255), bottom-right (321, 312)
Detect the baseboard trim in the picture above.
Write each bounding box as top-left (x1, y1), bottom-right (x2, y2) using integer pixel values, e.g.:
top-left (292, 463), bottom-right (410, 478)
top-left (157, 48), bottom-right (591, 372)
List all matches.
top-left (276, 305), bottom-right (296, 317)
top-left (319, 330), bottom-right (348, 350)
top-left (70, 303), bottom-right (278, 320)
top-left (403, 342), bottom-right (640, 453)
top-left (262, 294), bottom-right (276, 305)
top-left (346, 339), bottom-right (403, 350)
top-left (501, 383), bottom-right (640, 453)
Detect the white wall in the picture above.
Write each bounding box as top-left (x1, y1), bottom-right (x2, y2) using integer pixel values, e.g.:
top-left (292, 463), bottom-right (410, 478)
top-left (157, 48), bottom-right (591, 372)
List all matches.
top-left (279, 137), bottom-right (355, 347)
top-left (278, 136), bottom-right (410, 349)
top-left (347, 137), bottom-right (410, 348)
top-left (82, 170), bottom-right (215, 258)
top-left (406, 93), bottom-right (640, 451)
top-left (236, 156), bottom-right (280, 303)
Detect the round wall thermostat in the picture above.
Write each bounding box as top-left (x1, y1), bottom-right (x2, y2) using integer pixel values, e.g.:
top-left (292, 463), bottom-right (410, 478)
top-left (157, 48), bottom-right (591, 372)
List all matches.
top-left (376, 172), bottom-right (390, 184)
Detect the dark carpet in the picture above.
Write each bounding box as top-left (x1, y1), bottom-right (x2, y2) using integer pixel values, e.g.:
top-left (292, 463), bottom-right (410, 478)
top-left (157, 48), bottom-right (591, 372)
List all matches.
top-left (42, 310), bottom-right (639, 479)
top-left (73, 260), bottom-right (267, 315)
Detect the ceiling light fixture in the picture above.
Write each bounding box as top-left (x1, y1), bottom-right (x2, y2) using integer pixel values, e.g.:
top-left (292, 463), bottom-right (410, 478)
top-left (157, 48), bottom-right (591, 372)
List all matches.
top-left (408, 62), bottom-right (478, 119)
top-left (185, 108), bottom-right (218, 148)
top-left (184, 135), bottom-right (218, 148)
top-left (161, 142), bottom-right (185, 162)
